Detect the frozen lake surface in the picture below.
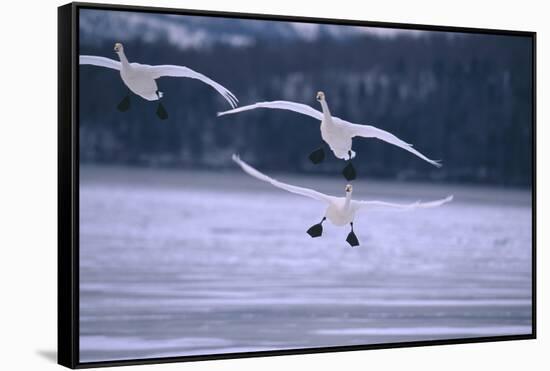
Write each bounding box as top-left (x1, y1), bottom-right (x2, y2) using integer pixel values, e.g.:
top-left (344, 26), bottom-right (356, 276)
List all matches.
top-left (79, 166), bottom-right (532, 362)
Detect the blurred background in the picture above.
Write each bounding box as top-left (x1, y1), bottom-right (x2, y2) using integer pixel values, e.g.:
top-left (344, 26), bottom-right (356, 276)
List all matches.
top-left (78, 8), bottom-right (533, 363)
top-left (79, 9), bottom-right (533, 186)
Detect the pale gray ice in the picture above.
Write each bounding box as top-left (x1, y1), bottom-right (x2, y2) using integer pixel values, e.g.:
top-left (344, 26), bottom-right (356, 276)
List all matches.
top-left (79, 166), bottom-right (532, 362)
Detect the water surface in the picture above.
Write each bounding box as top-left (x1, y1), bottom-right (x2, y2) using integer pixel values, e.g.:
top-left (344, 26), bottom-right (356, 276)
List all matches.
top-left (79, 166), bottom-right (532, 362)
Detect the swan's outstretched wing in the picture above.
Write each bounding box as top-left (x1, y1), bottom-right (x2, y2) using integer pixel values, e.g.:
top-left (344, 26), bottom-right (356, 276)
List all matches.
top-left (232, 155), bottom-right (333, 203)
top-left (355, 195), bottom-right (453, 211)
top-left (338, 118), bottom-right (442, 168)
top-left (218, 101), bottom-right (323, 121)
top-left (149, 65), bottom-right (238, 108)
top-left (79, 55), bottom-right (121, 70)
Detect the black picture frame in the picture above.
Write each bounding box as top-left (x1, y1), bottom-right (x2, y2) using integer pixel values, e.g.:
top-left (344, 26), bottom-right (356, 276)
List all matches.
top-left (58, 2), bottom-right (537, 368)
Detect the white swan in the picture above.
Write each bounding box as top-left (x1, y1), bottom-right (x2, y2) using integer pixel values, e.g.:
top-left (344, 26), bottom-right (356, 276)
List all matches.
top-left (220, 92), bottom-right (440, 180)
top-left (80, 43), bottom-right (238, 120)
top-left (232, 154), bottom-right (452, 246)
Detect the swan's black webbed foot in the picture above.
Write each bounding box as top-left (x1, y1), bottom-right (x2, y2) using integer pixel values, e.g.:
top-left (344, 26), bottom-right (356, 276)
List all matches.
top-left (342, 150), bottom-right (356, 181)
top-left (307, 217), bottom-right (326, 238)
top-left (346, 222), bottom-right (360, 247)
top-left (156, 102), bottom-right (168, 120)
top-left (117, 95), bottom-right (130, 112)
top-left (342, 162), bottom-right (356, 181)
top-left (155, 90), bottom-right (168, 120)
top-left (308, 147), bottom-right (325, 164)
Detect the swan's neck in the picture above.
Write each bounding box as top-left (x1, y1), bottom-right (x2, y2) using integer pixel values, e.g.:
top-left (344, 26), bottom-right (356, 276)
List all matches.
top-left (344, 193), bottom-right (352, 209)
top-left (116, 51), bottom-right (130, 67)
top-left (320, 99), bottom-right (333, 127)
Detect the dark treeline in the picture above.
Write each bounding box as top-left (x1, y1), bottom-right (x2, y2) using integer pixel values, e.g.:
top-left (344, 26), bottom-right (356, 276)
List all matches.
top-left (79, 32), bottom-right (533, 187)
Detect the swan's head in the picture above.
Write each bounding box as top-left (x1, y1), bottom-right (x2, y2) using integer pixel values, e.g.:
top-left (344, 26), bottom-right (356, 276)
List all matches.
top-left (114, 43), bottom-right (124, 53)
top-left (345, 184), bottom-right (353, 194)
top-left (316, 91), bottom-right (325, 102)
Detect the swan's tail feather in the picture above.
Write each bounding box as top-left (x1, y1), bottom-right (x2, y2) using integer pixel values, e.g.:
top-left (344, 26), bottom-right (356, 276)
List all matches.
top-left (335, 150), bottom-right (356, 160)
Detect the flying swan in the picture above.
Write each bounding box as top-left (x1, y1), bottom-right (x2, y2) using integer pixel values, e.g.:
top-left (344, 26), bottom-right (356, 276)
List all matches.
top-left (80, 43), bottom-right (238, 120)
top-left (220, 92), bottom-right (440, 180)
top-left (232, 154), bottom-right (452, 247)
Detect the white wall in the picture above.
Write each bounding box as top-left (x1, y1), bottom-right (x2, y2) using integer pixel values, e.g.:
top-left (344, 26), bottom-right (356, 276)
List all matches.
top-left (0, 0), bottom-right (545, 370)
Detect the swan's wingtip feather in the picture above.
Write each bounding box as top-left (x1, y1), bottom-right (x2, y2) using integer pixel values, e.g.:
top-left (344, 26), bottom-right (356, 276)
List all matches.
top-left (432, 160), bottom-right (443, 168)
top-left (217, 111), bottom-right (230, 117)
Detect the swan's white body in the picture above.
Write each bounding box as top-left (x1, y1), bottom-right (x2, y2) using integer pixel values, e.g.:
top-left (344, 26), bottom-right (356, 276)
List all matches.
top-left (220, 94), bottom-right (440, 166)
top-left (319, 99), bottom-right (355, 159)
top-left (79, 43), bottom-right (238, 107)
top-left (325, 196), bottom-right (356, 226)
top-left (232, 154), bottom-right (452, 227)
top-left (118, 62), bottom-right (162, 101)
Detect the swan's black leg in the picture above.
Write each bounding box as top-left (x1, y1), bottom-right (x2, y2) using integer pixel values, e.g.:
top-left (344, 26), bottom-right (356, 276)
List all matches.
top-left (307, 217), bottom-right (326, 238)
top-left (346, 222), bottom-right (360, 247)
top-left (308, 145), bottom-right (325, 164)
top-left (155, 90), bottom-right (168, 120)
top-left (342, 150), bottom-right (357, 181)
top-left (117, 93), bottom-right (131, 112)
